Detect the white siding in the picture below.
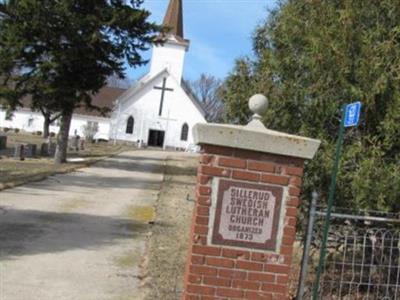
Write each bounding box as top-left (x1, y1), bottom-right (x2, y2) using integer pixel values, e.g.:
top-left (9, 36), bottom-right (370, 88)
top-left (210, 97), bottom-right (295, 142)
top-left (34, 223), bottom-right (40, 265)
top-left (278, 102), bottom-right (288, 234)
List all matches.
top-left (109, 73), bottom-right (206, 149)
top-left (149, 42), bottom-right (187, 83)
top-left (0, 109), bottom-right (110, 139)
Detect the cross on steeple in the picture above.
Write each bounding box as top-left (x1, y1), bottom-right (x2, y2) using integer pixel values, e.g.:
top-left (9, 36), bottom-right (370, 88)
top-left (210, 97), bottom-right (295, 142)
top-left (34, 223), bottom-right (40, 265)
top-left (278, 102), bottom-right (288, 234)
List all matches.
top-left (154, 77), bottom-right (174, 116)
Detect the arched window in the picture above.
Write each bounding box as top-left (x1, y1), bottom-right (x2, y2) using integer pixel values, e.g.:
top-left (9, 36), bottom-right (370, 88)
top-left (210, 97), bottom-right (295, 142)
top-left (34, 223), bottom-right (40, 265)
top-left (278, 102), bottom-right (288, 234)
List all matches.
top-left (126, 116), bottom-right (134, 134)
top-left (181, 123), bottom-right (189, 141)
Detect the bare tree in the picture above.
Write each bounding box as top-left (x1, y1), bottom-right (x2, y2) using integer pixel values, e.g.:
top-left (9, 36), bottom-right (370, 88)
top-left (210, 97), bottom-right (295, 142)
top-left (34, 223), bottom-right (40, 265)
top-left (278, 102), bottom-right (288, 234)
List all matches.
top-left (106, 74), bottom-right (133, 89)
top-left (187, 74), bottom-right (225, 122)
top-left (82, 121), bottom-right (99, 142)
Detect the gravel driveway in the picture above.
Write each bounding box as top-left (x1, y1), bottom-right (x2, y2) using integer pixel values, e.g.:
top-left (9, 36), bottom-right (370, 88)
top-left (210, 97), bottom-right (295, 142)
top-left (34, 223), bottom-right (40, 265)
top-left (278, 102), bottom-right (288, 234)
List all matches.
top-left (0, 150), bottom-right (167, 300)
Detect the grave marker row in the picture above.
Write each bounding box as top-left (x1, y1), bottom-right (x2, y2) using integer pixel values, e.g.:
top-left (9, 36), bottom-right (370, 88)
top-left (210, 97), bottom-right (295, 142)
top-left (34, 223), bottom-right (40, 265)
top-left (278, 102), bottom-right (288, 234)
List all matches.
top-left (40, 142), bottom-right (57, 157)
top-left (13, 142), bottom-right (56, 160)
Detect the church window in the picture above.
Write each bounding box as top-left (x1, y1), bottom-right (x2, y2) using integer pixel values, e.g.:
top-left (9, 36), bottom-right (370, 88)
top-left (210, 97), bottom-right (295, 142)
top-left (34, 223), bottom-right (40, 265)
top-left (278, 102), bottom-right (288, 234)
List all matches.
top-left (126, 116), bottom-right (134, 134)
top-left (181, 123), bottom-right (189, 141)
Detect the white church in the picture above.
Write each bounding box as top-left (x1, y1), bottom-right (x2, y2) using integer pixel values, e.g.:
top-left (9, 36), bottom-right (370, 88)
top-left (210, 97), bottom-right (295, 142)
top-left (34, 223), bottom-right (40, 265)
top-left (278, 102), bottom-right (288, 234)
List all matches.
top-left (0, 0), bottom-right (207, 150)
top-left (109, 0), bottom-right (207, 149)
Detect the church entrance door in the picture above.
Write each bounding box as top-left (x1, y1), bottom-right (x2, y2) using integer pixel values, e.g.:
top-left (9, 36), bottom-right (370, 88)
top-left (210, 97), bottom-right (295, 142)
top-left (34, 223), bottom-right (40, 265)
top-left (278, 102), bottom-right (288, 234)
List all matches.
top-left (148, 130), bottom-right (165, 147)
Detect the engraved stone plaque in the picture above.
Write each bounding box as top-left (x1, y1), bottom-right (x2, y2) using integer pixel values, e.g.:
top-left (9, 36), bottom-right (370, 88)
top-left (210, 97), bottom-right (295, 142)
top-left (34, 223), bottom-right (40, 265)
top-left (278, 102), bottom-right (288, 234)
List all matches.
top-left (211, 179), bottom-right (283, 250)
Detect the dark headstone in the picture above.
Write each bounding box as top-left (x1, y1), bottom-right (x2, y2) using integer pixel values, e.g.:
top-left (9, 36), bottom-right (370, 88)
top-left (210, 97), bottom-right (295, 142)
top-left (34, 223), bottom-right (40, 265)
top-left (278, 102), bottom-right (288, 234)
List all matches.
top-left (79, 139), bottom-right (85, 151)
top-left (0, 135), bottom-right (6, 150)
top-left (72, 136), bottom-right (80, 151)
top-left (25, 144), bottom-right (37, 158)
top-left (41, 137), bottom-right (56, 157)
top-left (14, 144), bottom-right (25, 161)
top-left (48, 142), bottom-right (57, 157)
top-left (40, 143), bottom-right (49, 157)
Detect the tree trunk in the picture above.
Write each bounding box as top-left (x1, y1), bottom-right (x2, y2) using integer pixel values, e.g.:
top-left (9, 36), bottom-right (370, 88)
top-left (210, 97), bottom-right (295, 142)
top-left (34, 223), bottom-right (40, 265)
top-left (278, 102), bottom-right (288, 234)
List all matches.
top-left (54, 109), bottom-right (72, 164)
top-left (43, 115), bottom-right (50, 138)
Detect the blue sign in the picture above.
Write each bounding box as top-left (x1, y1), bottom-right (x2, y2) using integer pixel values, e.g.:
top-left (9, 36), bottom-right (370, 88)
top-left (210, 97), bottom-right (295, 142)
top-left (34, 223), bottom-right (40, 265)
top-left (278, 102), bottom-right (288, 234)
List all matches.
top-left (344, 102), bottom-right (361, 127)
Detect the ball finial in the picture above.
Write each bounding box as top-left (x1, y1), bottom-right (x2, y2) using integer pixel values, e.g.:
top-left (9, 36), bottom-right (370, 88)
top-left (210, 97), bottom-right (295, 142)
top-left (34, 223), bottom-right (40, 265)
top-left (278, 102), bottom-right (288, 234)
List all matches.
top-left (249, 94), bottom-right (268, 116)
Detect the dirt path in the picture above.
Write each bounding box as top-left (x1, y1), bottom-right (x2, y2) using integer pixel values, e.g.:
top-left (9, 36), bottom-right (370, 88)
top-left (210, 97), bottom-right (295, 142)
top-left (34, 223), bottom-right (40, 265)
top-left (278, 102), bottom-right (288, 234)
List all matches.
top-left (0, 150), bottom-right (168, 300)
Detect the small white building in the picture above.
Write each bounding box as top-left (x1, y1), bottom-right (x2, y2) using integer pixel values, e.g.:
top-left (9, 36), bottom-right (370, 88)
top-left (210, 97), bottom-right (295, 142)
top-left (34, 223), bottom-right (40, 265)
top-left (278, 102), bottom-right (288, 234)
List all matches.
top-left (109, 0), bottom-right (207, 149)
top-left (0, 86), bottom-right (125, 139)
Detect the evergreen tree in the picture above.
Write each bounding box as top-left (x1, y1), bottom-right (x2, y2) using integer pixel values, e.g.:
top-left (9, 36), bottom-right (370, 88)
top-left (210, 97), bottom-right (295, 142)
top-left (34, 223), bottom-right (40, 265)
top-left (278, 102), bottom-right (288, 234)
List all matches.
top-left (222, 0), bottom-right (400, 211)
top-left (0, 0), bottom-right (161, 163)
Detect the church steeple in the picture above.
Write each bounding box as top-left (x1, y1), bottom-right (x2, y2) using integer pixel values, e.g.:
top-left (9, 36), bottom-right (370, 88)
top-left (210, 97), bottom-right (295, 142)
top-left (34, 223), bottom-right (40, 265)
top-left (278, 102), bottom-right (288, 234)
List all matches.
top-left (163, 0), bottom-right (184, 39)
top-left (149, 0), bottom-right (189, 83)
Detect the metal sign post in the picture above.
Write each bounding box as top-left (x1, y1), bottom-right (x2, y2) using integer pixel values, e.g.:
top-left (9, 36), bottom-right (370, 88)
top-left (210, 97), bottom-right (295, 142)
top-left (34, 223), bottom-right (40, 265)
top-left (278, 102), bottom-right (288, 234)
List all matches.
top-left (312, 102), bottom-right (361, 300)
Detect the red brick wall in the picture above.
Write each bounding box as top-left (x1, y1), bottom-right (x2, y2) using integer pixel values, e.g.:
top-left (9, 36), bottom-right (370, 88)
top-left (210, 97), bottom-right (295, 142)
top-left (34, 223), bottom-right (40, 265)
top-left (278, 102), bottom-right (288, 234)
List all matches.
top-left (182, 144), bottom-right (305, 300)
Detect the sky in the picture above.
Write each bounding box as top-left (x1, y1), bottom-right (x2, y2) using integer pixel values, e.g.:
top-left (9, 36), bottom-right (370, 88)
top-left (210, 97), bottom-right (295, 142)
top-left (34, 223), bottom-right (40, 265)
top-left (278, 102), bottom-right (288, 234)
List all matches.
top-left (126, 0), bottom-right (277, 82)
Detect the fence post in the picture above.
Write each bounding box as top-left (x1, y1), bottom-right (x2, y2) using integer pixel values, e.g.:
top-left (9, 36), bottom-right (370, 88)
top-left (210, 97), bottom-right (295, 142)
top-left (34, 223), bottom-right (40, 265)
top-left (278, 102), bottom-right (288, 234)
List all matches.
top-left (296, 192), bottom-right (318, 300)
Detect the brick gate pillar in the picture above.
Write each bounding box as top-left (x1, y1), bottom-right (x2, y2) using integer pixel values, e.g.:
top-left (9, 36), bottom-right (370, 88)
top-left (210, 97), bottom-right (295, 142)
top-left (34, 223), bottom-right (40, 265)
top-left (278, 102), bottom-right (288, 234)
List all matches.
top-left (182, 94), bottom-right (321, 300)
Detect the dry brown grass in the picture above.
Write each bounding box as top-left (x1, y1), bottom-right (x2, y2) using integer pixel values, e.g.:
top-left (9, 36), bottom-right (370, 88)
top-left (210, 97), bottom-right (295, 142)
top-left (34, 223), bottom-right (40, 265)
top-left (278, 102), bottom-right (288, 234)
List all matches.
top-left (142, 155), bottom-right (197, 300)
top-left (0, 132), bottom-right (132, 190)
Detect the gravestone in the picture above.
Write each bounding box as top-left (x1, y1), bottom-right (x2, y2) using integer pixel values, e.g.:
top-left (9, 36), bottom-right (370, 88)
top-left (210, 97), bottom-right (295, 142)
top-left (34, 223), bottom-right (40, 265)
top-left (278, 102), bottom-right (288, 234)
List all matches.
top-left (71, 135), bottom-right (79, 151)
top-left (48, 142), bottom-right (57, 157)
top-left (14, 144), bottom-right (25, 161)
top-left (80, 139), bottom-right (85, 151)
top-left (0, 135), bottom-right (7, 150)
top-left (40, 143), bottom-right (49, 157)
top-left (182, 94), bottom-right (321, 300)
top-left (25, 144), bottom-right (37, 158)
top-left (41, 136), bottom-right (56, 157)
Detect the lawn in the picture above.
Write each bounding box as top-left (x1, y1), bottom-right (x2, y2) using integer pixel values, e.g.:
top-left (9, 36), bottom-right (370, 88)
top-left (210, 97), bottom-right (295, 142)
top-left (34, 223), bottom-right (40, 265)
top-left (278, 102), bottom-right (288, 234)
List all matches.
top-left (0, 131), bottom-right (133, 190)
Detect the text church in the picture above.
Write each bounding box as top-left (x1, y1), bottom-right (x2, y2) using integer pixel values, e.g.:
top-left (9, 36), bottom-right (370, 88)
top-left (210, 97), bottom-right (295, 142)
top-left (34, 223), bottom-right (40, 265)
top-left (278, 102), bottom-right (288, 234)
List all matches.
top-left (109, 0), bottom-right (207, 149)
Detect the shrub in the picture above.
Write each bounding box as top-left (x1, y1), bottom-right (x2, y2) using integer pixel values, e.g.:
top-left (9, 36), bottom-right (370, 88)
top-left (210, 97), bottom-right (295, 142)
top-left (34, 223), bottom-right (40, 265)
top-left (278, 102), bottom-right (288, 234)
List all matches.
top-left (3, 127), bottom-right (10, 132)
top-left (36, 131), bottom-right (42, 136)
top-left (14, 128), bottom-right (20, 133)
top-left (49, 132), bottom-right (56, 137)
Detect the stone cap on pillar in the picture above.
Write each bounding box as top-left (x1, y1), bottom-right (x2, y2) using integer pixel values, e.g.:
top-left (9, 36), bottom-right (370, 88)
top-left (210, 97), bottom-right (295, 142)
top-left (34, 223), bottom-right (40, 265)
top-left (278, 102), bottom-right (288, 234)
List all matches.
top-left (193, 94), bottom-right (321, 160)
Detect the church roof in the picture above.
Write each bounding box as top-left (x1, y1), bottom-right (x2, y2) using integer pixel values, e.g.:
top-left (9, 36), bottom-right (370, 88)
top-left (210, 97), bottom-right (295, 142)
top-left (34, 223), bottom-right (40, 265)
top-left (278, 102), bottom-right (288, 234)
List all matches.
top-left (74, 86), bottom-right (126, 117)
top-left (181, 79), bottom-right (206, 117)
top-left (19, 86), bottom-right (126, 118)
top-left (163, 0), bottom-right (184, 39)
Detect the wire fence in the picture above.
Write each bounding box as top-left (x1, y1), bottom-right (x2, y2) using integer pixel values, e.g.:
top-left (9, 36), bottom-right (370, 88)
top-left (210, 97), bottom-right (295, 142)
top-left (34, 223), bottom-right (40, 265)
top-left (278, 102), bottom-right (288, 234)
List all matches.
top-left (319, 228), bottom-right (400, 300)
top-left (297, 197), bottom-right (400, 300)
